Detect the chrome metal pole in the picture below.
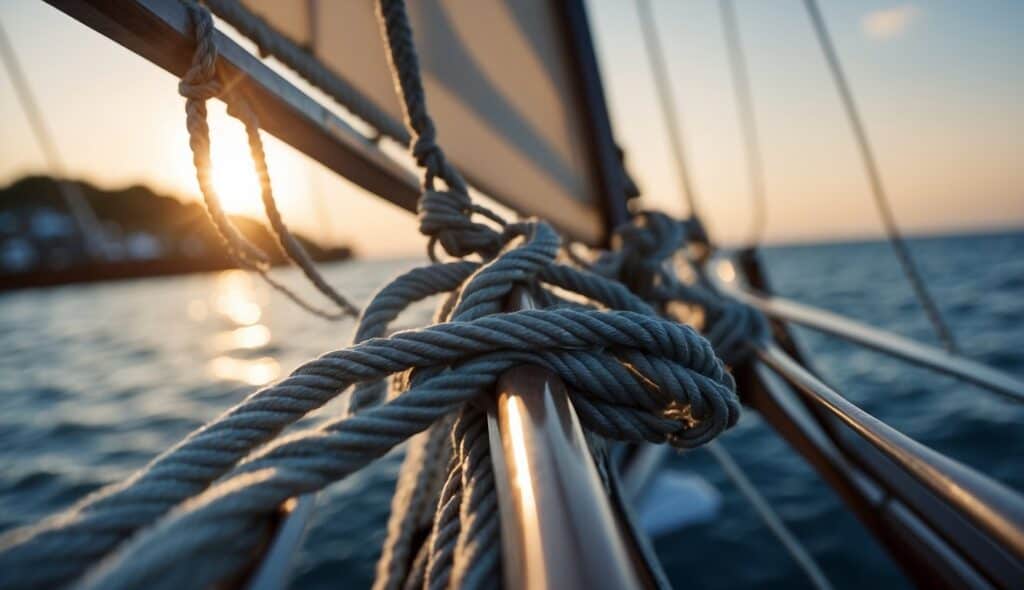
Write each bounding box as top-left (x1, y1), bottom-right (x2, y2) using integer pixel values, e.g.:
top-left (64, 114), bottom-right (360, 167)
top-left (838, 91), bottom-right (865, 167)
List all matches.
top-left (487, 286), bottom-right (647, 590)
top-left (709, 253), bottom-right (1024, 403)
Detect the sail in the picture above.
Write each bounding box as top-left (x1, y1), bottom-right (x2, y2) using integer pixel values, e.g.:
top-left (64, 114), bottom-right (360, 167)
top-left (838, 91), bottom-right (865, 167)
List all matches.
top-left (239, 0), bottom-right (623, 244)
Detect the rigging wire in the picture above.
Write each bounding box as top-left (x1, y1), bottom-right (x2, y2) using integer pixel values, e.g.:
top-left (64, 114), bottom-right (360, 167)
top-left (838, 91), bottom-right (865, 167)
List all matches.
top-left (0, 20), bottom-right (109, 261)
top-left (707, 441), bottom-right (834, 590)
top-left (802, 0), bottom-right (958, 353)
top-left (634, 0), bottom-right (701, 219)
top-left (719, 0), bottom-right (768, 248)
top-left (632, 6), bottom-right (827, 585)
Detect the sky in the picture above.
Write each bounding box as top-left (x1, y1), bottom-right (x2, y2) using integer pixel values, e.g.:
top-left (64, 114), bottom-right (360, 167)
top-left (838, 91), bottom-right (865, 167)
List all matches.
top-left (1, 1), bottom-right (1022, 257)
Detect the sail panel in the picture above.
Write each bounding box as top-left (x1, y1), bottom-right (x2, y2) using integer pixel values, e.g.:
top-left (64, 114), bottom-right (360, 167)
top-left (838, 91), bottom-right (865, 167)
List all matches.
top-left (239, 0), bottom-right (618, 243)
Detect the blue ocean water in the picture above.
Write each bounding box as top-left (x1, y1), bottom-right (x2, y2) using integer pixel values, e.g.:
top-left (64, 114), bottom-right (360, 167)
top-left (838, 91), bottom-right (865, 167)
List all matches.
top-left (0, 231), bottom-right (1021, 589)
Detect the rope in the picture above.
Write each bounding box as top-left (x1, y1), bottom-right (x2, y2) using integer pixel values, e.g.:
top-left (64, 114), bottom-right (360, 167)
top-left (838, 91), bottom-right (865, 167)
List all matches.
top-left (372, 278), bottom-right (467, 590)
top-left (450, 406), bottom-right (501, 589)
top-left (583, 211), bottom-right (832, 586)
top-left (719, 0), bottom-right (768, 247)
top-left (802, 0), bottom-right (957, 353)
top-left (232, 99), bottom-right (360, 318)
top-left (202, 0), bottom-right (411, 146)
top-left (373, 415), bottom-right (455, 590)
top-left (634, 0), bottom-right (701, 218)
top-left (178, 3), bottom-right (360, 320)
top-left (0, 3), bottom-right (758, 589)
top-left (0, 298), bottom-right (736, 588)
top-left (595, 211), bottom-right (770, 366)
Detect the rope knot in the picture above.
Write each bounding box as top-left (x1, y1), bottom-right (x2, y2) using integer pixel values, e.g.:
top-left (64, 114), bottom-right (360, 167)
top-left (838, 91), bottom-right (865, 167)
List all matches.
top-left (410, 127), bottom-right (442, 171)
top-left (178, 3), bottom-right (222, 101)
top-left (418, 190), bottom-right (506, 260)
top-left (703, 296), bottom-right (772, 366)
top-left (616, 211), bottom-right (686, 262)
top-left (595, 211), bottom-right (685, 300)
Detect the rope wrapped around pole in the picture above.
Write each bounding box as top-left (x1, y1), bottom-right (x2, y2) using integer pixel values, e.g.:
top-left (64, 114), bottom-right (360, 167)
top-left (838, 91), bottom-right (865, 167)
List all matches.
top-left (0, 2), bottom-right (762, 589)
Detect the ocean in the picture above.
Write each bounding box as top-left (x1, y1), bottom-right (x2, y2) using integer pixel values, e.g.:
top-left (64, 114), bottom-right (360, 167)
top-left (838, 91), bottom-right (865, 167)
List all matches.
top-left (1, 231), bottom-right (1021, 589)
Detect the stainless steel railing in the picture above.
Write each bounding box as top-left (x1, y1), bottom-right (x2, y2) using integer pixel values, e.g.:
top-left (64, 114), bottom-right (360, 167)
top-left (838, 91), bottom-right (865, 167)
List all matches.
top-left (709, 253), bottom-right (1024, 403)
top-left (487, 286), bottom-right (650, 590)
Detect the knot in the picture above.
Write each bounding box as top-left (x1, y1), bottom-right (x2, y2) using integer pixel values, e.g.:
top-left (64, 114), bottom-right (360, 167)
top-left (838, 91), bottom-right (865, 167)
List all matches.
top-left (616, 211), bottom-right (686, 263)
top-left (591, 212), bottom-right (684, 301)
top-left (702, 296), bottom-right (772, 366)
top-left (410, 126), bottom-right (442, 172)
top-left (600, 210), bottom-right (770, 366)
top-left (597, 211), bottom-right (712, 302)
top-left (418, 190), bottom-right (506, 260)
top-left (683, 216), bottom-right (710, 246)
top-left (178, 2), bottom-right (221, 101)
top-left (178, 77), bottom-right (222, 101)
top-left (448, 221), bottom-right (557, 321)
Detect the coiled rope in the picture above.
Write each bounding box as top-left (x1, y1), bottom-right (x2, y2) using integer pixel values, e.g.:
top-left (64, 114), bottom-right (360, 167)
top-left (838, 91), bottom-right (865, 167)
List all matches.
top-left (0, 2), bottom-right (790, 588)
top-left (0, 3), bottom-right (747, 588)
top-left (593, 211), bottom-right (770, 366)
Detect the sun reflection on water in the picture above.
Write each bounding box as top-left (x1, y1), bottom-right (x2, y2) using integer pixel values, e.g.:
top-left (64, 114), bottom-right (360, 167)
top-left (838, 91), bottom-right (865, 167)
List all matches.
top-left (201, 270), bottom-right (280, 385)
top-left (214, 270), bottom-right (264, 326)
top-left (208, 356), bottom-right (280, 386)
top-left (210, 324), bottom-right (272, 352)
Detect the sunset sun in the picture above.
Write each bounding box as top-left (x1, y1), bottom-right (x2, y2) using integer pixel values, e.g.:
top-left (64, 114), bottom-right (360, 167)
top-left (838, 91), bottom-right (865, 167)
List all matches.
top-left (182, 105), bottom-right (307, 220)
top-left (209, 131), bottom-right (262, 217)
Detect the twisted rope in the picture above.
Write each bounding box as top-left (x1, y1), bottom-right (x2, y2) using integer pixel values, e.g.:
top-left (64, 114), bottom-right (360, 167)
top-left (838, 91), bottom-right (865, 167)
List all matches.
top-left (232, 99), bottom-right (360, 318)
top-left (0, 3), bottom-right (754, 589)
top-left (179, 2), bottom-right (359, 320)
top-left (596, 211), bottom-right (770, 366)
top-left (178, 2), bottom-right (267, 269)
top-left (449, 406), bottom-right (501, 589)
top-left (0, 298), bottom-right (735, 588)
top-left (367, 2), bottom-right (740, 587)
top-left (0, 217), bottom-right (732, 588)
top-left (373, 415), bottom-right (455, 590)
top-left (363, 0), bottom-right (526, 570)
top-left (203, 0), bottom-right (411, 146)
top-left (70, 324), bottom-right (733, 588)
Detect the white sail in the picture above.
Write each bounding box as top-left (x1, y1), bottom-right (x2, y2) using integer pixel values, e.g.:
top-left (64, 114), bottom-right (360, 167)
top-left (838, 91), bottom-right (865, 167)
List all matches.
top-left (241, 0), bottom-right (621, 243)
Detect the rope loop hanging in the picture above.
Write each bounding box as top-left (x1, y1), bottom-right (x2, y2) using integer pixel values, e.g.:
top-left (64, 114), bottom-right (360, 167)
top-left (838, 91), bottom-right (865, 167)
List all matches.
top-left (0, 3), bottom-right (760, 589)
top-left (178, 1), bottom-right (360, 320)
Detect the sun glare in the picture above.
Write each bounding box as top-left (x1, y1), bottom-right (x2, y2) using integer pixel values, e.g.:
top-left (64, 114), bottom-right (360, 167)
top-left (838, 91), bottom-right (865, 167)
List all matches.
top-left (210, 136), bottom-right (262, 216)
top-left (205, 116), bottom-right (265, 217)
top-left (175, 104), bottom-right (309, 220)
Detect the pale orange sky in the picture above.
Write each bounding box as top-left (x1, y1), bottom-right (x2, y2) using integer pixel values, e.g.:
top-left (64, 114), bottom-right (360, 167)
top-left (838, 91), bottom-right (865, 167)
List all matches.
top-left (1, 1), bottom-right (1022, 257)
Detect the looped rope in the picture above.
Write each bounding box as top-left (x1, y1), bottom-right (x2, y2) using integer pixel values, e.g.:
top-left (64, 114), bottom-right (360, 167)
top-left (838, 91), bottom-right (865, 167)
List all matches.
top-left (179, 2), bottom-right (269, 269)
top-left (177, 4), bottom-right (221, 101)
top-left (418, 190), bottom-right (507, 261)
top-left (0, 3), bottom-right (748, 589)
top-left (376, 0), bottom-right (519, 267)
top-left (601, 211), bottom-right (769, 365)
top-left (178, 1), bottom-right (360, 320)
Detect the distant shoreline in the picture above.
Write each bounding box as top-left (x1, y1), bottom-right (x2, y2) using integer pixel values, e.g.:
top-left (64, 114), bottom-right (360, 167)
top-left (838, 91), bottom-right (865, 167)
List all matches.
top-left (1, 175), bottom-right (352, 291)
top-left (0, 253), bottom-right (352, 292)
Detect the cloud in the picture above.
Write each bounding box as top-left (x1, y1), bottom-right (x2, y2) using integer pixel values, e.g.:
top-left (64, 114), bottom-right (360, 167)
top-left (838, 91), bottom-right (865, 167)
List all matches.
top-left (862, 5), bottom-right (920, 40)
